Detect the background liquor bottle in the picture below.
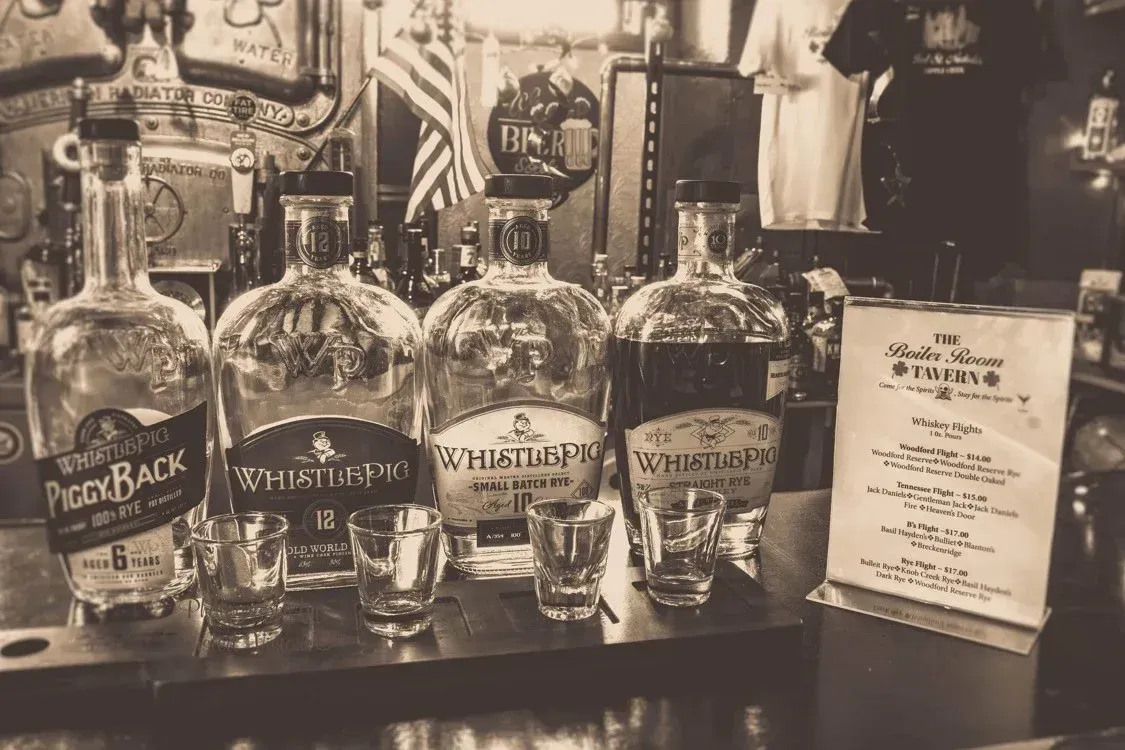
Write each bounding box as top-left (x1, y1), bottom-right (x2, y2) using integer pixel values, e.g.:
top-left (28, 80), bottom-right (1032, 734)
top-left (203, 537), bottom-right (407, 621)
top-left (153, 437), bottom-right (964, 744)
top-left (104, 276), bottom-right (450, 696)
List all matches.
top-left (25, 119), bottom-right (213, 607)
top-left (349, 247), bottom-right (376, 286)
top-left (396, 228), bottom-right (438, 319)
top-left (610, 180), bottom-right (788, 560)
top-left (213, 171), bottom-right (422, 590)
top-left (795, 291), bottom-right (826, 400)
top-left (785, 289), bottom-right (811, 401)
top-left (431, 247), bottom-right (452, 292)
top-left (451, 243), bottom-right (481, 288)
top-left (366, 222), bottom-right (395, 291)
top-left (423, 174), bottom-right (610, 576)
top-left (809, 296), bottom-right (843, 398)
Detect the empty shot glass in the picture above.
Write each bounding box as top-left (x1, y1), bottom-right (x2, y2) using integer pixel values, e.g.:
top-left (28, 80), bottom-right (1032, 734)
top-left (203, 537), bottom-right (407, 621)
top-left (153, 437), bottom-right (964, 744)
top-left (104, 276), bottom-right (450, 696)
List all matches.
top-left (191, 513), bottom-right (289, 650)
top-left (526, 499), bottom-right (615, 621)
top-left (348, 505), bottom-right (442, 638)
top-left (636, 488), bottom-right (726, 607)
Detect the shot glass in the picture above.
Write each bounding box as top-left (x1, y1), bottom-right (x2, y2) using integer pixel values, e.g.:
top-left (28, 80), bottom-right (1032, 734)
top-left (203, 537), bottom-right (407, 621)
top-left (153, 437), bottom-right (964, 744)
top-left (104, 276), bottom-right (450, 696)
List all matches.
top-left (191, 513), bottom-right (289, 650)
top-left (636, 488), bottom-right (726, 607)
top-left (526, 499), bottom-right (615, 621)
top-left (348, 505), bottom-right (442, 638)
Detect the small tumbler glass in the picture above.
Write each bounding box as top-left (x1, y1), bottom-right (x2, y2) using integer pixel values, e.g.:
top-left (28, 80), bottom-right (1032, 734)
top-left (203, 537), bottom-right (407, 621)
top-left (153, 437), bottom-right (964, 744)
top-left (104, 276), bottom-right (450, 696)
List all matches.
top-left (636, 488), bottom-right (726, 607)
top-left (348, 505), bottom-right (442, 638)
top-left (526, 499), bottom-right (615, 621)
top-left (191, 513), bottom-right (289, 650)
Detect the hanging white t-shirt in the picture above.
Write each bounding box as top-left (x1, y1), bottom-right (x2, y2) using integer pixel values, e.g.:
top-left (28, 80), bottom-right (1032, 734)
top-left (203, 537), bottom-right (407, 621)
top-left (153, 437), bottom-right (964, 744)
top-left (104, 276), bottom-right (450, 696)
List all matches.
top-left (740, 0), bottom-right (867, 231)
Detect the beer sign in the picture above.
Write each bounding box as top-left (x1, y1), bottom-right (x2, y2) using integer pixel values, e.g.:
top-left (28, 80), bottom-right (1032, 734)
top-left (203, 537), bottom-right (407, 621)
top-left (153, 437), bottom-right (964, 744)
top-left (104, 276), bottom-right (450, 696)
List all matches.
top-left (487, 70), bottom-right (599, 204)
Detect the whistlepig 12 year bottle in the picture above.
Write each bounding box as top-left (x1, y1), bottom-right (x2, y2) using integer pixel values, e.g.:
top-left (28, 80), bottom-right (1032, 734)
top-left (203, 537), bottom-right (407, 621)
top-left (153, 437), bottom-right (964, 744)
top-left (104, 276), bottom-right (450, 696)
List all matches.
top-left (423, 174), bottom-right (611, 576)
top-left (214, 171), bottom-right (423, 590)
top-left (610, 180), bottom-right (789, 559)
top-left (26, 119), bottom-right (213, 606)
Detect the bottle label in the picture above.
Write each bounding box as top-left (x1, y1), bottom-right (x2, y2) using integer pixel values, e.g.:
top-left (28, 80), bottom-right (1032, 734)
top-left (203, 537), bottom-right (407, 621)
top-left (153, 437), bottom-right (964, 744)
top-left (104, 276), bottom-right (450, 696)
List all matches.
top-left (225, 417), bottom-right (419, 576)
top-left (678, 216), bottom-right (730, 264)
top-left (37, 403), bottom-right (208, 557)
top-left (813, 331), bottom-right (829, 373)
top-left (625, 408), bottom-right (781, 514)
top-left (286, 217), bottom-right (350, 268)
top-left (489, 218), bottom-right (549, 265)
top-left (768, 357), bottom-right (789, 401)
top-left (428, 402), bottom-right (604, 548)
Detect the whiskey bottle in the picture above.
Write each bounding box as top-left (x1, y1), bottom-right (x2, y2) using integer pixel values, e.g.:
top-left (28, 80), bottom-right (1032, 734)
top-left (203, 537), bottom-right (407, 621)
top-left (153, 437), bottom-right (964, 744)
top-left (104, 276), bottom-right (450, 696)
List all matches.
top-left (451, 242), bottom-right (481, 288)
top-left (610, 180), bottom-right (788, 559)
top-left (396, 228), bottom-right (438, 319)
top-left (423, 174), bottom-right (610, 576)
top-left (214, 171), bottom-right (423, 590)
top-left (366, 222), bottom-right (396, 291)
top-left (431, 247), bottom-right (452, 292)
top-left (26, 119), bottom-right (213, 606)
top-left (809, 295), bottom-right (843, 398)
top-left (349, 246), bottom-right (376, 286)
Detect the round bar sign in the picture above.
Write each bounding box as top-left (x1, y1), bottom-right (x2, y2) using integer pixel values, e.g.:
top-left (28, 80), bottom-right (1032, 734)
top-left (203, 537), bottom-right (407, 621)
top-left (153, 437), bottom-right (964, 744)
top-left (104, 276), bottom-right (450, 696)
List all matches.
top-left (228, 91), bottom-right (259, 124)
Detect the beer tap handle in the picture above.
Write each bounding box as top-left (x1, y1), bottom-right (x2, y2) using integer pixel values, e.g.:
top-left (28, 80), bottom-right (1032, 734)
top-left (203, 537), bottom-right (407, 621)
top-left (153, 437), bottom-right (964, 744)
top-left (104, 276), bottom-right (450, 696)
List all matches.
top-left (227, 90), bottom-right (259, 217)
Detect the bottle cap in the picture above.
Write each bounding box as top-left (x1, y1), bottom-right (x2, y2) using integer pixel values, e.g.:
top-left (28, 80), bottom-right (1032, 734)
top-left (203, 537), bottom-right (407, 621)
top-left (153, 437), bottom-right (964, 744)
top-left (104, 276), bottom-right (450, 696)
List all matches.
top-left (78, 118), bottom-right (139, 142)
top-left (485, 174), bottom-right (553, 199)
top-left (674, 180), bottom-right (741, 205)
top-left (280, 170), bottom-right (354, 197)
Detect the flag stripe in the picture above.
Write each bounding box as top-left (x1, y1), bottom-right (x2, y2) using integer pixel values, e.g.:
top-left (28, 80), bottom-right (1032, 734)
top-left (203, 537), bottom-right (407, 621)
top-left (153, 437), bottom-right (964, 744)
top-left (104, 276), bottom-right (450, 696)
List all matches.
top-left (371, 28), bottom-right (489, 221)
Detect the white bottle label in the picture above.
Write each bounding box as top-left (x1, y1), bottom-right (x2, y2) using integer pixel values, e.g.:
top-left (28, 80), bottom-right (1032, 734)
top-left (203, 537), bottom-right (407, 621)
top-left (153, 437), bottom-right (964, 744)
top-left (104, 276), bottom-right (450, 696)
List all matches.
top-left (428, 402), bottom-right (605, 548)
top-left (625, 409), bottom-right (782, 513)
top-left (68, 526), bottom-right (175, 591)
top-left (768, 357), bottom-right (789, 401)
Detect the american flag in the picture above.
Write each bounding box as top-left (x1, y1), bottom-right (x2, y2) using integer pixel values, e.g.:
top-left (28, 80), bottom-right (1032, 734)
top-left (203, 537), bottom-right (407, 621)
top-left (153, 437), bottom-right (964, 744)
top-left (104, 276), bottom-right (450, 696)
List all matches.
top-left (371, 24), bottom-right (488, 222)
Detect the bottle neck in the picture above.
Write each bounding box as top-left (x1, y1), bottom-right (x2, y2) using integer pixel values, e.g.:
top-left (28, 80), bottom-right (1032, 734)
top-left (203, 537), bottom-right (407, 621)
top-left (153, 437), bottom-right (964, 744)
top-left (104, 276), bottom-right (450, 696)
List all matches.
top-left (281, 199), bottom-right (352, 278)
top-left (672, 203), bottom-right (738, 282)
top-left (80, 140), bottom-right (150, 292)
top-left (407, 237), bottom-right (427, 277)
top-left (484, 197), bottom-right (552, 282)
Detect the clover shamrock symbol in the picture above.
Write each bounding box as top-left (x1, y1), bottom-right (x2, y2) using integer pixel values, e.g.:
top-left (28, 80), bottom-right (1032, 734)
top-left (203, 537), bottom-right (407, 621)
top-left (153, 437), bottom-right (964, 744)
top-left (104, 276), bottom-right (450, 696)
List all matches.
top-left (983, 371), bottom-right (1000, 388)
top-left (892, 361), bottom-right (908, 377)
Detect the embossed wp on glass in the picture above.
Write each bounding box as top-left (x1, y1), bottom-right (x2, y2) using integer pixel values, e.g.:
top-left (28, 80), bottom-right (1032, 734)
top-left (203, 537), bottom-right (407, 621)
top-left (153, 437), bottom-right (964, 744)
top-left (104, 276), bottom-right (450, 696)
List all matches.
top-left (637, 488), bottom-right (726, 607)
top-left (611, 180), bottom-right (787, 561)
top-left (422, 174), bottom-right (611, 577)
top-left (25, 119), bottom-right (213, 608)
top-left (212, 171), bottom-right (423, 591)
top-left (348, 505), bottom-right (442, 638)
top-left (527, 499), bottom-right (615, 621)
top-left (192, 513), bottom-right (289, 650)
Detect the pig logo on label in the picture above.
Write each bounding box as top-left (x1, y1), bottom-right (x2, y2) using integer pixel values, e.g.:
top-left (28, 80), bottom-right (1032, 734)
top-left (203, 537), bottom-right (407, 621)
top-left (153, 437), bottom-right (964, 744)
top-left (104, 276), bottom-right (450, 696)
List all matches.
top-left (295, 430), bottom-right (347, 464)
top-left (691, 415), bottom-right (737, 449)
top-left (76, 410), bottom-right (143, 449)
top-left (497, 413), bottom-right (546, 443)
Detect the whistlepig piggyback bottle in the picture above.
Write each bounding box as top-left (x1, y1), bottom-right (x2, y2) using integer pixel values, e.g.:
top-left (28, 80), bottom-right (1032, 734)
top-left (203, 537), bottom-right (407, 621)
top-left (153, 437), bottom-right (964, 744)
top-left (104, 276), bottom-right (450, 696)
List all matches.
top-left (26, 119), bottom-right (214, 607)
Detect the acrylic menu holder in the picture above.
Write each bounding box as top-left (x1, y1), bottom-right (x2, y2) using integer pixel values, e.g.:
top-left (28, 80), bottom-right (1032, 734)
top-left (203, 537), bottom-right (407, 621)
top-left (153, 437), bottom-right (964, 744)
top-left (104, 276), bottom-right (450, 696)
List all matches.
top-left (808, 298), bottom-right (1074, 655)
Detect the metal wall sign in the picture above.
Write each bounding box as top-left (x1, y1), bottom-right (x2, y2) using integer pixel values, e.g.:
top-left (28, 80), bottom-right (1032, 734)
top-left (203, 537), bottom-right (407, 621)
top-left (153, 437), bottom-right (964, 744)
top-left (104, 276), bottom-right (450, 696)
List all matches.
top-left (809, 298), bottom-right (1075, 654)
top-left (486, 69), bottom-right (598, 206)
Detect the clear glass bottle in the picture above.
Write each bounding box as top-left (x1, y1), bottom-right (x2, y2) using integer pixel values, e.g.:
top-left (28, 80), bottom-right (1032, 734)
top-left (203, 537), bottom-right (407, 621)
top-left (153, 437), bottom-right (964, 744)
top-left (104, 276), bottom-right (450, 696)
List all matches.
top-left (26, 119), bottom-right (213, 607)
top-left (213, 171), bottom-right (423, 590)
top-left (349, 246), bottom-right (376, 286)
top-left (610, 180), bottom-right (788, 560)
top-left (423, 174), bottom-right (610, 576)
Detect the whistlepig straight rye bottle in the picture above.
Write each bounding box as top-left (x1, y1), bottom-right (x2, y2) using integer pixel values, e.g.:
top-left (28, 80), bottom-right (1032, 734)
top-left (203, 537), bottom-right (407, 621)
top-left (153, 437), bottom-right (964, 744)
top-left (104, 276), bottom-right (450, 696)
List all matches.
top-left (423, 174), bottom-right (611, 576)
top-left (26, 119), bottom-right (213, 606)
top-left (213, 171), bottom-right (423, 590)
top-left (610, 180), bottom-right (789, 559)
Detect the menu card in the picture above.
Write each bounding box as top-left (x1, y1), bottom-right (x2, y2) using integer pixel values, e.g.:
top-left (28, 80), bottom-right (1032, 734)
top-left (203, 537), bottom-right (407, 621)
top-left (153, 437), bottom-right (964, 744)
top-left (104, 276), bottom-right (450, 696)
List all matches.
top-left (824, 299), bottom-right (1075, 630)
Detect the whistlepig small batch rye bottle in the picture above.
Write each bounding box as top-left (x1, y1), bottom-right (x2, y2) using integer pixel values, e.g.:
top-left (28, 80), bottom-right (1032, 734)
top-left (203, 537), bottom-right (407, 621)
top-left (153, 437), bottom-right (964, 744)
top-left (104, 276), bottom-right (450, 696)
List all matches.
top-left (610, 180), bottom-right (789, 560)
top-left (213, 171), bottom-right (423, 590)
top-left (423, 174), bottom-right (611, 576)
top-left (26, 119), bottom-right (213, 606)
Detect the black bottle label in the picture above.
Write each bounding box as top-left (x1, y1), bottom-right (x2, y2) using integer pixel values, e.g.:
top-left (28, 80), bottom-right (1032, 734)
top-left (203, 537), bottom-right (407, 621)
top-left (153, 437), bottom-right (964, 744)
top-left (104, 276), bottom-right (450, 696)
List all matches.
top-left (489, 218), bottom-right (549, 265)
top-left (38, 402), bottom-right (208, 555)
top-left (226, 417), bottom-right (420, 576)
top-left (286, 218), bottom-right (350, 268)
